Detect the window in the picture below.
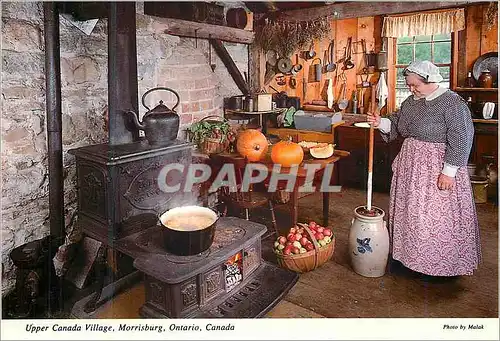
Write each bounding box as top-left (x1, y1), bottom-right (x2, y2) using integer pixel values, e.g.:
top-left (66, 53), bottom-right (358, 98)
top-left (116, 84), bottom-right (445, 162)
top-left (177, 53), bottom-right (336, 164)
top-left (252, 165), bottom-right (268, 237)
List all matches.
top-left (395, 33), bottom-right (452, 108)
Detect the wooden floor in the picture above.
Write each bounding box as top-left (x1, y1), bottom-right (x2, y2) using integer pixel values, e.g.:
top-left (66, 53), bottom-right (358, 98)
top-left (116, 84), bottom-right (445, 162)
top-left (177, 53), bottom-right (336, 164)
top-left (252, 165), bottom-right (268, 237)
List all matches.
top-left (94, 188), bottom-right (498, 319)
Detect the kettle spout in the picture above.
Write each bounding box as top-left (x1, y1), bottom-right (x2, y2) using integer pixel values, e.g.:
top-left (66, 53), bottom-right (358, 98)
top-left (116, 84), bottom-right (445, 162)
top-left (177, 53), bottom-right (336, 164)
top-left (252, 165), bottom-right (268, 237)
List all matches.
top-left (126, 110), bottom-right (146, 131)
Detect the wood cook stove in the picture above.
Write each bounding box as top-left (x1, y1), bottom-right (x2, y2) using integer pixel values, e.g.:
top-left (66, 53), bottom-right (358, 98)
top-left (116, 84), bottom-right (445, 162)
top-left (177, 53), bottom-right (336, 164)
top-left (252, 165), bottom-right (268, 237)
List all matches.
top-left (70, 141), bottom-right (298, 318)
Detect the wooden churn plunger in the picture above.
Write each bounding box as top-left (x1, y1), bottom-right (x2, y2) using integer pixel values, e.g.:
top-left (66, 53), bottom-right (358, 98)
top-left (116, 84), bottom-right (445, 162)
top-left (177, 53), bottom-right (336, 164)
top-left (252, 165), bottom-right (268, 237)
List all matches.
top-left (347, 84), bottom-right (389, 278)
top-left (366, 85), bottom-right (376, 212)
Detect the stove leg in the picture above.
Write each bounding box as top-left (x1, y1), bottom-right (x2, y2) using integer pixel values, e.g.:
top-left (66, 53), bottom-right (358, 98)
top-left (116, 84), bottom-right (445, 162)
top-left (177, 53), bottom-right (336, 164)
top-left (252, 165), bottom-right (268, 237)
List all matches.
top-left (245, 208), bottom-right (249, 220)
top-left (83, 245), bottom-right (107, 314)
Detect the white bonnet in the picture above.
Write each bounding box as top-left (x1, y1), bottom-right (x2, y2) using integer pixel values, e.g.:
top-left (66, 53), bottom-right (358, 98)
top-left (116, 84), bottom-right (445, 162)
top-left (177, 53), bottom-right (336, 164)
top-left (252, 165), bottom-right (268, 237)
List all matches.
top-left (404, 60), bottom-right (443, 83)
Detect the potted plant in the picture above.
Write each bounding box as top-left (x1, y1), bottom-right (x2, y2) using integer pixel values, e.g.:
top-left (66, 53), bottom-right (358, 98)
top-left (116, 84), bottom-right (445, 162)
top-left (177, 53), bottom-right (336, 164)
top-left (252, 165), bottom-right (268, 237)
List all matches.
top-left (187, 115), bottom-right (236, 154)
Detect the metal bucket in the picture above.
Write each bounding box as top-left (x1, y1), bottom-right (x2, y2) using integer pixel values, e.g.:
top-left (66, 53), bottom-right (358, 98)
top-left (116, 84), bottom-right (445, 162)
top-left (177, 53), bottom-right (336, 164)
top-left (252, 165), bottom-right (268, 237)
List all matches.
top-left (470, 176), bottom-right (488, 204)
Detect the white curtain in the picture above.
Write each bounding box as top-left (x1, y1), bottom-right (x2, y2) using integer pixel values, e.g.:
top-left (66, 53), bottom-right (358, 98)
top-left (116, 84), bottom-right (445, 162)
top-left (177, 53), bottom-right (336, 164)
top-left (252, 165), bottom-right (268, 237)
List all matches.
top-left (382, 8), bottom-right (465, 38)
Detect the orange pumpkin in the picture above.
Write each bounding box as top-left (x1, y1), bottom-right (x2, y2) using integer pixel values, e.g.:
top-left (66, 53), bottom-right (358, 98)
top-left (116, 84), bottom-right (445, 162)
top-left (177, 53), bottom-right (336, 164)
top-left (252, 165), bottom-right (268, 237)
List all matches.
top-left (271, 140), bottom-right (304, 167)
top-left (236, 129), bottom-right (269, 161)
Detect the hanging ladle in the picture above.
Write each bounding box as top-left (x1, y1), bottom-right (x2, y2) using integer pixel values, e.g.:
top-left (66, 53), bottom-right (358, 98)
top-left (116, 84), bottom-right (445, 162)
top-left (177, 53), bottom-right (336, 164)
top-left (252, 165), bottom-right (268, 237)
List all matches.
top-left (292, 53), bottom-right (303, 74)
top-left (344, 37), bottom-right (355, 70)
top-left (325, 39), bottom-right (336, 72)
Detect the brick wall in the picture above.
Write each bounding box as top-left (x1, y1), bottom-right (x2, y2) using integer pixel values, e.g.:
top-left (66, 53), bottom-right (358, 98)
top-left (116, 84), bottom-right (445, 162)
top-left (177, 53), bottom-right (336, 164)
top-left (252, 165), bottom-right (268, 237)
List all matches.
top-left (1, 2), bottom-right (248, 295)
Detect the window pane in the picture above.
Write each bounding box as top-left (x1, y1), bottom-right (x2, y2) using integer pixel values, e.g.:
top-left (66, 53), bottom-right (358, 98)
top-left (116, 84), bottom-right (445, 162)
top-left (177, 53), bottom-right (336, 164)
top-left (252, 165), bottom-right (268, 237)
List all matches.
top-left (397, 36), bottom-right (413, 44)
top-left (397, 44), bottom-right (413, 64)
top-left (433, 33), bottom-right (451, 41)
top-left (396, 68), bottom-right (407, 86)
top-left (433, 42), bottom-right (451, 63)
top-left (439, 66), bottom-right (450, 89)
top-left (415, 35), bottom-right (431, 42)
top-left (415, 43), bottom-right (431, 61)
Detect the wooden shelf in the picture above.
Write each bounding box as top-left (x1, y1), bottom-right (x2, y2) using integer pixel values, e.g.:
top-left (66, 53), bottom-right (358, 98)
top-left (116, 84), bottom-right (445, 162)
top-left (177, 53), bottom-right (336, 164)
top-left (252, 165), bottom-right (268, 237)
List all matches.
top-left (455, 87), bottom-right (498, 92)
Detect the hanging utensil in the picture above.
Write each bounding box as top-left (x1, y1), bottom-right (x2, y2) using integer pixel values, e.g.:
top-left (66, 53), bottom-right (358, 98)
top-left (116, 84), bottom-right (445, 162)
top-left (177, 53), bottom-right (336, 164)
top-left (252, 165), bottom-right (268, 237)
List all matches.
top-left (289, 76), bottom-right (297, 89)
top-left (327, 78), bottom-right (334, 109)
top-left (344, 37), bottom-right (355, 70)
top-left (311, 58), bottom-right (322, 82)
top-left (302, 76), bottom-right (307, 102)
top-left (361, 39), bottom-right (368, 72)
top-left (326, 40), bottom-right (336, 72)
top-left (292, 53), bottom-right (303, 74)
top-left (277, 57), bottom-right (293, 74)
top-left (266, 50), bottom-right (278, 66)
top-left (276, 75), bottom-right (286, 86)
top-left (307, 41), bottom-right (316, 59)
top-left (338, 76), bottom-right (349, 110)
top-left (208, 35), bottom-right (216, 72)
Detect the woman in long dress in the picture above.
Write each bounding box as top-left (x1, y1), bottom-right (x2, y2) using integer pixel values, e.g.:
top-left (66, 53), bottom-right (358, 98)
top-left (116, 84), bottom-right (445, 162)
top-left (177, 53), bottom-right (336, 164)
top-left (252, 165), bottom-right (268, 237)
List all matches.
top-left (367, 60), bottom-right (481, 277)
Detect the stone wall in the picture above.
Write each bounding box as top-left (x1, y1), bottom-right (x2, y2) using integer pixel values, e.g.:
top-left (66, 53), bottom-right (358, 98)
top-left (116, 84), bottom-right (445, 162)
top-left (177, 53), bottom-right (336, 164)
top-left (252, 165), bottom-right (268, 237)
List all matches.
top-left (1, 2), bottom-right (248, 296)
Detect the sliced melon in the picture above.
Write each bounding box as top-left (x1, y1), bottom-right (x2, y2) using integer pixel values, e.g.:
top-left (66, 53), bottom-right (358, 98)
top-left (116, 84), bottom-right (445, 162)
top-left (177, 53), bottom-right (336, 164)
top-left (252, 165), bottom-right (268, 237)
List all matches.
top-left (310, 143), bottom-right (335, 159)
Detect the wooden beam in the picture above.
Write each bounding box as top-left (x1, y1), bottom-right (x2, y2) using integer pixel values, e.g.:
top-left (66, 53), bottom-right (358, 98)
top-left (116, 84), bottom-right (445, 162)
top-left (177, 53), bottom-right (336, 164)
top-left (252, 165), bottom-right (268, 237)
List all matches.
top-left (277, 1), bottom-right (480, 22)
top-left (210, 39), bottom-right (250, 95)
top-left (150, 17), bottom-right (254, 44)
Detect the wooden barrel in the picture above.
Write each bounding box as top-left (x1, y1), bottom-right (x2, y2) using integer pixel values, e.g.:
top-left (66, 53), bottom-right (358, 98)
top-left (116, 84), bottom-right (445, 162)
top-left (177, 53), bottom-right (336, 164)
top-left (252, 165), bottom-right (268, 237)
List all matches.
top-left (226, 8), bottom-right (248, 29)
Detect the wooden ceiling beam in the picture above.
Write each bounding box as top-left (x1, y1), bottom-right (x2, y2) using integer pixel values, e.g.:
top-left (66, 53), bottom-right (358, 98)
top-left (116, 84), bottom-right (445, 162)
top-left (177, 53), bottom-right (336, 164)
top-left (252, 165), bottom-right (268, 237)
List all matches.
top-left (151, 17), bottom-right (254, 44)
top-left (276, 1), bottom-right (481, 21)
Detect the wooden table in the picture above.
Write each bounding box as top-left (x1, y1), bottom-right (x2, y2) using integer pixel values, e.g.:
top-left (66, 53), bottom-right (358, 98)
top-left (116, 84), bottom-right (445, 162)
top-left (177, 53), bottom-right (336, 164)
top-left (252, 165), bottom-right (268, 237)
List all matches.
top-left (208, 148), bottom-right (350, 228)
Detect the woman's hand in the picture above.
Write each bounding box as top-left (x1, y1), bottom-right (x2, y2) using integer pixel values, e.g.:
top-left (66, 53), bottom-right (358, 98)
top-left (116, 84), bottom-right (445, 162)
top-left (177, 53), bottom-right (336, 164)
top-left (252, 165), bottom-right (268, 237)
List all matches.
top-left (437, 173), bottom-right (455, 190)
top-left (366, 106), bottom-right (381, 127)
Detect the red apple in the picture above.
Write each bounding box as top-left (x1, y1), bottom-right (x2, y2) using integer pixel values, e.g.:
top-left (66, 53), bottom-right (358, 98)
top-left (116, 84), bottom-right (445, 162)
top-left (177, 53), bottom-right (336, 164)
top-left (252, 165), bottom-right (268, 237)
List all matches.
top-left (289, 227), bottom-right (297, 234)
top-left (305, 243), bottom-right (314, 251)
top-left (287, 234), bottom-right (296, 242)
top-left (295, 233), bottom-right (302, 241)
top-left (286, 241), bottom-right (292, 246)
top-left (315, 232), bottom-right (324, 241)
top-left (300, 237), bottom-right (309, 246)
top-left (309, 221), bottom-right (317, 229)
top-left (278, 236), bottom-right (287, 244)
top-left (316, 226), bottom-right (324, 233)
top-left (283, 248), bottom-right (292, 256)
top-left (323, 229), bottom-right (332, 237)
top-left (292, 246), bottom-right (300, 254)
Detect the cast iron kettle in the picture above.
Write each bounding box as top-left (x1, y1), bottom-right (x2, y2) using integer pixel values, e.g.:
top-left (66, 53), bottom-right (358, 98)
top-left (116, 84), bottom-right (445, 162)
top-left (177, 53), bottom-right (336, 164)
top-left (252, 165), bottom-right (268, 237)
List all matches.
top-left (128, 87), bottom-right (180, 145)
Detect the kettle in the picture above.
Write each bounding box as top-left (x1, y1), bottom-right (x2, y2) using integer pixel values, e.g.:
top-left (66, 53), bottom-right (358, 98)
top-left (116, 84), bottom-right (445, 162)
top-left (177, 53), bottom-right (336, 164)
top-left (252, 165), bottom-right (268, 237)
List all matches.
top-left (127, 87), bottom-right (180, 145)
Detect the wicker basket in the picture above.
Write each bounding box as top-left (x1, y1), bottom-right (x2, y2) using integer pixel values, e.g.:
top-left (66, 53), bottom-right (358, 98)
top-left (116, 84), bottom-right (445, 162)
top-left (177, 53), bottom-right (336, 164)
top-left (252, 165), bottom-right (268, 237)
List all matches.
top-left (192, 115), bottom-right (232, 155)
top-left (200, 137), bottom-right (230, 154)
top-left (276, 223), bottom-right (335, 273)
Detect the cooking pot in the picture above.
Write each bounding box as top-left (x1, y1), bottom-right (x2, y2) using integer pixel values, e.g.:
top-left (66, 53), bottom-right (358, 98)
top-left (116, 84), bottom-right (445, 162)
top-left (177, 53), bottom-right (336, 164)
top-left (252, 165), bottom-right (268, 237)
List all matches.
top-left (159, 206), bottom-right (219, 256)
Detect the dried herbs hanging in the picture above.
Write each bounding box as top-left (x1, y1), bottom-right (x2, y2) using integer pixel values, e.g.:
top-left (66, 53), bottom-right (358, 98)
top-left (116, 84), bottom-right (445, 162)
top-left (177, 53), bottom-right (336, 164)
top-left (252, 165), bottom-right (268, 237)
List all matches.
top-left (255, 16), bottom-right (332, 58)
top-left (485, 2), bottom-right (498, 31)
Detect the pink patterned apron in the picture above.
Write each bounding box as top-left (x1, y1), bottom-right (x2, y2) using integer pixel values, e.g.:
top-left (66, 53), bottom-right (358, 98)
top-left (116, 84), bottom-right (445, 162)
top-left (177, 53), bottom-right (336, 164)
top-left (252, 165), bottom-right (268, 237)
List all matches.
top-left (389, 138), bottom-right (481, 276)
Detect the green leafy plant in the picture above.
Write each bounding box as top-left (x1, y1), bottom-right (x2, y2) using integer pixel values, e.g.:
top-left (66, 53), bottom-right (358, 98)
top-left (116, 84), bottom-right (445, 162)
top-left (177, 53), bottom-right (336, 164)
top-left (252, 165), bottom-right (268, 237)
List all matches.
top-left (187, 119), bottom-right (235, 146)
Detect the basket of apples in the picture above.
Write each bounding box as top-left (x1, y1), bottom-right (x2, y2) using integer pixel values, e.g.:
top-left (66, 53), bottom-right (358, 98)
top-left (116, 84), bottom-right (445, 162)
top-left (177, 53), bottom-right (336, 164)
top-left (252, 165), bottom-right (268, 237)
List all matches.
top-left (274, 221), bottom-right (335, 273)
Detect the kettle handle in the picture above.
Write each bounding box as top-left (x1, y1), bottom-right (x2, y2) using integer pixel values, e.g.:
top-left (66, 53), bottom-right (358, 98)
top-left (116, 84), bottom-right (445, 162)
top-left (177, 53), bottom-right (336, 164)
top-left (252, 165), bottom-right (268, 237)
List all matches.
top-left (141, 87), bottom-right (180, 112)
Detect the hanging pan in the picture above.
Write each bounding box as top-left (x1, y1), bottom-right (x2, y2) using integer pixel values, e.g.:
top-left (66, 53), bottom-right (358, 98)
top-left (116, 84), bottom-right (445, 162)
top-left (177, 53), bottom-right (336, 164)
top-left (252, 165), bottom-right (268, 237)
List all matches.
top-left (277, 57), bottom-right (293, 74)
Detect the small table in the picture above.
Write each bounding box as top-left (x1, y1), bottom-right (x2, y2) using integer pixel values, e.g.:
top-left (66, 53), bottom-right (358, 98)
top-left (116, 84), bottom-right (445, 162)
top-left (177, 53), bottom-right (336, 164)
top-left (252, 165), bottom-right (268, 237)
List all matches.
top-left (210, 148), bottom-right (350, 228)
top-left (225, 109), bottom-right (286, 135)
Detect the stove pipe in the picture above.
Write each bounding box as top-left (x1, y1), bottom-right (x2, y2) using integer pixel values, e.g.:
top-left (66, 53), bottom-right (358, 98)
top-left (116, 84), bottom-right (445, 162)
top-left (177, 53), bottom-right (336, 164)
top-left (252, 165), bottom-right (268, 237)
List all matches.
top-left (43, 2), bottom-right (65, 241)
top-left (107, 2), bottom-right (140, 145)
